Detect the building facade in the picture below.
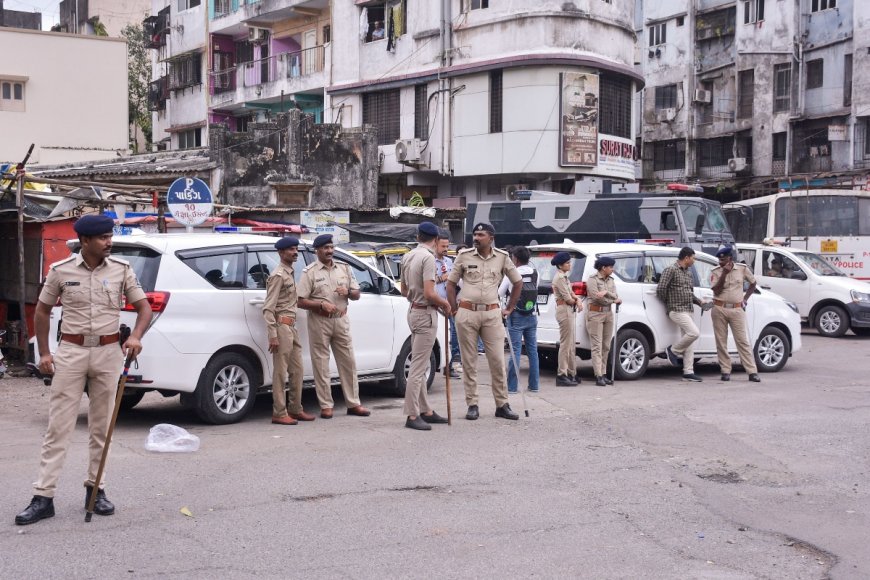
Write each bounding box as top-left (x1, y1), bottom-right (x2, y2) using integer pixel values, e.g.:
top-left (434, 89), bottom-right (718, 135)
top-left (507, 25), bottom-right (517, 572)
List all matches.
top-left (639, 0), bottom-right (868, 198)
top-left (0, 0), bottom-right (42, 30)
top-left (0, 28), bottom-right (128, 164)
top-left (57, 0), bottom-right (151, 36)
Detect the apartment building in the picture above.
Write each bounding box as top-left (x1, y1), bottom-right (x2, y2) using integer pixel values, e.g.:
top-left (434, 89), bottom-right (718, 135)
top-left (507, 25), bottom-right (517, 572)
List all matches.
top-left (56, 0), bottom-right (151, 36)
top-left (640, 0), bottom-right (867, 197)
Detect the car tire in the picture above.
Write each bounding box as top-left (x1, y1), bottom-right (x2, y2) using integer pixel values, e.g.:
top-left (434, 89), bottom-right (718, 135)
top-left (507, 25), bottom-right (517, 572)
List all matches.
top-left (118, 389), bottom-right (146, 412)
top-left (754, 326), bottom-right (789, 373)
top-left (194, 353), bottom-right (258, 424)
top-left (815, 305), bottom-right (849, 338)
top-left (391, 338), bottom-right (436, 397)
top-left (610, 329), bottom-right (650, 381)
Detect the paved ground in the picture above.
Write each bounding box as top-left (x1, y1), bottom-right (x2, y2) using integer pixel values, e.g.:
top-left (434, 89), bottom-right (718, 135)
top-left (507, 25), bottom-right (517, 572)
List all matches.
top-left (0, 330), bottom-right (867, 579)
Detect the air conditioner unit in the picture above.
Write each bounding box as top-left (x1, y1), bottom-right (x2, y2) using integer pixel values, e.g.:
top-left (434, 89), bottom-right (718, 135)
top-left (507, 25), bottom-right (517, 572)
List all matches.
top-left (727, 157), bottom-right (748, 173)
top-left (248, 26), bottom-right (268, 43)
top-left (656, 107), bottom-right (677, 123)
top-left (395, 138), bottom-right (422, 163)
top-left (693, 89), bottom-right (712, 103)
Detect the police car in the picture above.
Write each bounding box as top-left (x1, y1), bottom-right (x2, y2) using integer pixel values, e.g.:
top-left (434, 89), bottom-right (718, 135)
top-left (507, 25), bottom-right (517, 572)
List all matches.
top-left (39, 233), bottom-right (444, 424)
top-left (528, 242), bottom-right (802, 379)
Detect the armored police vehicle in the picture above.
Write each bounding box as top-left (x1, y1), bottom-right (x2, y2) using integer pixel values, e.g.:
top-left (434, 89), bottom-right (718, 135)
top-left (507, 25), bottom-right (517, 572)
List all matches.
top-left (466, 190), bottom-right (734, 255)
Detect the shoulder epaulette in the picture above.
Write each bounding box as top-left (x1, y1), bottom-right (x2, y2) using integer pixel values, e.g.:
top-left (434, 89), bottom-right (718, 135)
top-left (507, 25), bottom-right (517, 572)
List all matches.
top-left (458, 248), bottom-right (475, 254)
top-left (48, 256), bottom-right (76, 270)
top-left (106, 255), bottom-right (132, 267)
top-left (303, 262), bottom-right (317, 272)
top-left (493, 247), bottom-right (509, 256)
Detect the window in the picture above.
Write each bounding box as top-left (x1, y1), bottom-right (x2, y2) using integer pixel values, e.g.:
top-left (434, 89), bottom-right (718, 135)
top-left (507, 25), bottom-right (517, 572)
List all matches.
top-left (654, 84), bottom-right (678, 110)
top-left (772, 132), bottom-right (787, 159)
top-left (334, 256), bottom-right (378, 293)
top-left (773, 63), bottom-right (791, 112)
top-left (811, 0), bottom-right (836, 11)
top-left (177, 128), bottom-right (202, 149)
top-left (490, 206), bottom-right (504, 221)
top-left (554, 207), bottom-right (570, 220)
top-left (180, 250), bottom-right (245, 289)
top-left (414, 84), bottom-right (428, 140)
top-left (743, 0), bottom-right (764, 24)
top-left (363, 0), bottom-right (407, 42)
top-left (169, 52), bottom-right (203, 89)
top-left (775, 196), bottom-right (862, 237)
top-left (738, 248), bottom-right (756, 267)
top-left (676, 16), bottom-right (685, 26)
top-left (699, 80), bottom-right (714, 124)
top-left (489, 70), bottom-right (503, 133)
top-left (653, 139), bottom-right (686, 171)
top-left (865, 119), bottom-right (870, 156)
top-left (648, 22), bottom-right (666, 46)
top-left (844, 54), bottom-right (852, 107)
top-left (521, 207), bottom-right (536, 220)
top-left (323, 25), bottom-right (331, 44)
top-left (110, 246), bottom-right (162, 292)
top-left (599, 74), bottom-right (632, 138)
top-left (0, 79), bottom-right (25, 112)
top-left (692, 258), bottom-right (716, 289)
top-left (738, 69), bottom-right (754, 119)
top-left (806, 58), bottom-right (823, 89)
top-left (611, 256), bottom-right (644, 283)
top-left (462, 0), bottom-right (489, 11)
top-left (177, 0), bottom-right (200, 11)
top-left (698, 136), bottom-right (733, 167)
top-left (362, 89), bottom-right (400, 145)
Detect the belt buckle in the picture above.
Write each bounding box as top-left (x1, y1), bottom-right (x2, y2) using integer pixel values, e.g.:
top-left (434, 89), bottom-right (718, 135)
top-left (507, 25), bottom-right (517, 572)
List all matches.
top-left (475, 304), bottom-right (486, 312)
top-left (83, 335), bottom-right (100, 347)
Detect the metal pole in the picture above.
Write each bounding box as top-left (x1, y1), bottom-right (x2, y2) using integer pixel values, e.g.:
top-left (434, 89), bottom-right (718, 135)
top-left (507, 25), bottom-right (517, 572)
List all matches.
top-left (16, 170), bottom-right (29, 357)
top-left (444, 314), bottom-right (452, 425)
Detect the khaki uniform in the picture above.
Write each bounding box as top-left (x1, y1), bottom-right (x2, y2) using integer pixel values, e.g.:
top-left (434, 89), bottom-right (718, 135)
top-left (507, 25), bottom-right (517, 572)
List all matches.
top-left (710, 263), bottom-right (758, 374)
top-left (297, 260), bottom-right (361, 409)
top-left (448, 247), bottom-right (521, 407)
top-left (399, 246), bottom-right (439, 417)
top-left (586, 272), bottom-right (619, 377)
top-left (263, 262), bottom-right (303, 417)
top-left (34, 253), bottom-right (146, 498)
top-left (551, 271), bottom-right (578, 377)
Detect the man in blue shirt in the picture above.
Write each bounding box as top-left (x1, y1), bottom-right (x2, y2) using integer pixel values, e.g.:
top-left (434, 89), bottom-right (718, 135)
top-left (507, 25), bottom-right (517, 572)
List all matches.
top-left (435, 232), bottom-right (461, 378)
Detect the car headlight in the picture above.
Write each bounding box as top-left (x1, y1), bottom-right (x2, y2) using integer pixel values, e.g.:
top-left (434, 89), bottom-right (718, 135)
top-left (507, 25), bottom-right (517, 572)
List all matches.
top-left (851, 290), bottom-right (870, 304)
top-left (784, 300), bottom-right (800, 314)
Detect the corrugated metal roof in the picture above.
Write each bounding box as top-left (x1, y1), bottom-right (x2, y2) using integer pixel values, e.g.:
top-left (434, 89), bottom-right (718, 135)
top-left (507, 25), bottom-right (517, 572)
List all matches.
top-left (31, 150), bottom-right (215, 179)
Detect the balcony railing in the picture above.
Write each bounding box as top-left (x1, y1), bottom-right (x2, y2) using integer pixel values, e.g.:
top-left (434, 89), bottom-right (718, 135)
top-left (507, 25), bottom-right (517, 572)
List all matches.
top-left (209, 45), bottom-right (326, 102)
top-left (214, 0), bottom-right (233, 17)
top-left (143, 6), bottom-right (170, 49)
top-left (148, 77), bottom-right (169, 111)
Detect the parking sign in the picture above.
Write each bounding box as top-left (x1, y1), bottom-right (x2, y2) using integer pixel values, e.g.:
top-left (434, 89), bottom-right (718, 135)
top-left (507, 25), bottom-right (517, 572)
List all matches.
top-left (166, 177), bottom-right (213, 227)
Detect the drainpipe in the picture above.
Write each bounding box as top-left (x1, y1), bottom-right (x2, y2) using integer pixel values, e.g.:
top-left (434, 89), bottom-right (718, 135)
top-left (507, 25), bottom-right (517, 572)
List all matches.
top-left (439, 0), bottom-right (451, 177)
top-left (686, 0), bottom-right (697, 182)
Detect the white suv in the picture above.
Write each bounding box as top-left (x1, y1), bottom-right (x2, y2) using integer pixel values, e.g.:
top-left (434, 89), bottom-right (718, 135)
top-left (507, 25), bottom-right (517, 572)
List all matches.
top-left (528, 243), bottom-right (802, 379)
top-left (40, 233), bottom-right (441, 424)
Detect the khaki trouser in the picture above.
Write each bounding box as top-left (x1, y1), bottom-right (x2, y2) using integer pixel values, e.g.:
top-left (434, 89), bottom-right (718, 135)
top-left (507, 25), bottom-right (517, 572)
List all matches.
top-left (712, 305), bottom-right (757, 374)
top-left (404, 307), bottom-right (437, 417)
top-left (668, 311), bottom-right (699, 374)
top-left (272, 323), bottom-right (304, 417)
top-left (556, 304), bottom-right (576, 377)
top-left (306, 313), bottom-right (361, 409)
top-left (455, 307), bottom-right (508, 407)
top-left (587, 309), bottom-right (613, 377)
top-left (35, 341), bottom-right (123, 498)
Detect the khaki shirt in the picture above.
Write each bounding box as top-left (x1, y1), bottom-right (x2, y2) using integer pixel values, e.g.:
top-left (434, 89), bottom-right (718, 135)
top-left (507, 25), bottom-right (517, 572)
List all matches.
top-left (448, 247), bottom-right (521, 304)
top-left (400, 245), bottom-right (436, 307)
top-left (586, 272), bottom-right (618, 307)
top-left (262, 262), bottom-right (297, 339)
top-left (552, 271), bottom-right (576, 304)
top-left (711, 262), bottom-right (755, 304)
top-left (298, 259), bottom-right (360, 311)
top-left (39, 253), bottom-right (146, 336)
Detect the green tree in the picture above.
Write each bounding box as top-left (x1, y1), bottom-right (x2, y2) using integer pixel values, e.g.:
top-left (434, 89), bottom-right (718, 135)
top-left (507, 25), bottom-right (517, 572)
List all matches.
top-left (122, 23), bottom-right (152, 152)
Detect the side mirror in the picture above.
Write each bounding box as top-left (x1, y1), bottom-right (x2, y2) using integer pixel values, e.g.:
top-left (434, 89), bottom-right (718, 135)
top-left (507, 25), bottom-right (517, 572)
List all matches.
top-left (377, 276), bottom-right (393, 294)
top-left (791, 270), bottom-right (807, 281)
top-left (694, 214), bottom-right (706, 235)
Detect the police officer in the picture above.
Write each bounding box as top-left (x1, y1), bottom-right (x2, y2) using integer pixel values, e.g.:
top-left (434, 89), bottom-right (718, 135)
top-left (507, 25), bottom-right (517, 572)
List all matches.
top-left (15, 214), bottom-right (152, 526)
top-left (446, 223), bottom-right (522, 421)
top-left (297, 234), bottom-right (370, 418)
top-left (711, 245), bottom-right (761, 383)
top-left (586, 256), bottom-right (622, 387)
top-left (399, 222), bottom-right (452, 430)
top-left (550, 252), bottom-right (580, 386)
top-left (263, 237), bottom-right (316, 425)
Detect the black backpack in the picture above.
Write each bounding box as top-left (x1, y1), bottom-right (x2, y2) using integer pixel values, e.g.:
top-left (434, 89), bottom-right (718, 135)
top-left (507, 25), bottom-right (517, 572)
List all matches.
top-left (515, 269), bottom-right (539, 315)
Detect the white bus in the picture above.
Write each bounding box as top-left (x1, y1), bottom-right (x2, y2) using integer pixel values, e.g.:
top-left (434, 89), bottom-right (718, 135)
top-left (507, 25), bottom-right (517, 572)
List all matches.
top-left (724, 190), bottom-right (870, 280)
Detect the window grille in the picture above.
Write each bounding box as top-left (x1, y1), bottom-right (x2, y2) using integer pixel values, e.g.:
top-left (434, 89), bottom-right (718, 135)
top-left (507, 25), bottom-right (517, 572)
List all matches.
top-left (490, 70), bottom-right (503, 133)
top-left (738, 70), bottom-right (754, 119)
top-left (599, 75), bottom-right (632, 138)
top-left (806, 59), bottom-right (823, 90)
top-left (363, 89), bottom-right (400, 145)
top-left (414, 85), bottom-right (428, 140)
top-left (773, 63), bottom-right (790, 112)
top-left (169, 53), bottom-right (202, 89)
top-left (654, 85), bottom-right (677, 110)
top-left (653, 139), bottom-right (686, 171)
top-left (698, 136), bottom-right (733, 167)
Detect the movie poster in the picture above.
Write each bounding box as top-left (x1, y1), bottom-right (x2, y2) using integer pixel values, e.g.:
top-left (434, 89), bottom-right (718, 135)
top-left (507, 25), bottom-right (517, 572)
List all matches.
top-left (560, 72), bottom-right (599, 167)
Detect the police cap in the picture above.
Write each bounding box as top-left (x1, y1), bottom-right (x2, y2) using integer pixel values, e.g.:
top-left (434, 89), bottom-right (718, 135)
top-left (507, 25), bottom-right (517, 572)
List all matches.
top-left (73, 214), bottom-right (114, 236)
top-left (594, 256), bottom-right (615, 270)
top-left (550, 251), bottom-right (571, 267)
top-left (312, 234), bottom-right (333, 248)
top-left (275, 237), bottom-right (300, 250)
top-left (472, 222), bottom-right (495, 235)
top-left (715, 245), bottom-right (734, 258)
top-left (418, 222), bottom-right (439, 236)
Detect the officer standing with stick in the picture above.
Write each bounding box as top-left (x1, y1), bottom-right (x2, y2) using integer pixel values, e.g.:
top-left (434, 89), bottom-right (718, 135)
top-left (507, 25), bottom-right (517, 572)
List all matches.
top-left (446, 223), bottom-right (522, 421)
top-left (399, 222), bottom-right (452, 430)
top-left (15, 214), bottom-right (152, 525)
top-left (297, 234), bottom-right (370, 419)
top-left (263, 237), bottom-right (316, 425)
top-left (550, 252), bottom-right (580, 386)
top-left (586, 256), bottom-right (622, 387)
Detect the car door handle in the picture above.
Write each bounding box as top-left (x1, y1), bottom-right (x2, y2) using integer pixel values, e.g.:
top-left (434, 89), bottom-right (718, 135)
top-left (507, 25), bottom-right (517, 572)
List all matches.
top-left (760, 285), bottom-right (771, 290)
top-left (644, 290), bottom-right (657, 295)
top-left (248, 299), bottom-right (265, 305)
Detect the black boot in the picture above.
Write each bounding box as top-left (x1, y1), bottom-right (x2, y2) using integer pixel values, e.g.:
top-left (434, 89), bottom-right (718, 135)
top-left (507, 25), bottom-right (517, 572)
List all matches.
top-left (15, 495), bottom-right (54, 525)
top-left (495, 403), bottom-right (519, 420)
top-left (569, 374), bottom-right (581, 385)
top-left (556, 374), bottom-right (576, 387)
top-left (595, 376), bottom-right (607, 387)
top-left (84, 486), bottom-right (115, 516)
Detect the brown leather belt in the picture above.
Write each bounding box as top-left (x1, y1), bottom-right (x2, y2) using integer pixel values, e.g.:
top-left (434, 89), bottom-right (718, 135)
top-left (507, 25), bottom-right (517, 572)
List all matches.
top-left (410, 303), bottom-right (433, 310)
top-left (61, 333), bottom-right (120, 347)
top-left (713, 299), bottom-right (742, 308)
top-left (458, 301), bottom-right (499, 312)
top-left (587, 304), bottom-right (609, 312)
top-left (278, 315), bottom-right (295, 326)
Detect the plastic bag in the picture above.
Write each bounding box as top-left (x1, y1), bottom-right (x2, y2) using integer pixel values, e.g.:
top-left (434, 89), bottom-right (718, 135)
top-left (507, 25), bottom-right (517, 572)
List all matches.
top-left (145, 424), bottom-right (200, 453)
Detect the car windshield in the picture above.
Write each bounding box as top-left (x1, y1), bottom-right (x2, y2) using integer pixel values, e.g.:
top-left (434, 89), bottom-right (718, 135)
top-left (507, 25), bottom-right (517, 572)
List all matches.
top-left (110, 245), bottom-right (161, 292)
top-left (793, 251), bottom-right (845, 276)
top-left (528, 249), bottom-right (587, 285)
top-left (704, 203), bottom-right (730, 233)
top-left (679, 201), bottom-right (730, 233)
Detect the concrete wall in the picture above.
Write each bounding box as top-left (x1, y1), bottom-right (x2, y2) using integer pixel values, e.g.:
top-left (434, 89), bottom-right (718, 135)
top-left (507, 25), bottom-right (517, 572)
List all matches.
top-left (0, 28), bottom-right (128, 164)
top-left (0, 4), bottom-right (42, 30)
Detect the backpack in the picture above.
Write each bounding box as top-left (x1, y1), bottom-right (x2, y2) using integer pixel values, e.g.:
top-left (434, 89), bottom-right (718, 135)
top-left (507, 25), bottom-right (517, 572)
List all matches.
top-left (515, 269), bottom-right (539, 315)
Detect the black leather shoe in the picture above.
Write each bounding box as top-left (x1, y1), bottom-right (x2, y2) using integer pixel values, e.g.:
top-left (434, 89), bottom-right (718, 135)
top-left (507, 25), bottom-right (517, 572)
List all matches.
top-left (405, 416), bottom-right (432, 431)
top-left (15, 495), bottom-right (54, 525)
top-left (666, 346), bottom-right (683, 367)
top-left (84, 486), bottom-right (115, 516)
top-left (556, 374), bottom-right (576, 387)
top-left (569, 374), bottom-right (581, 385)
top-left (595, 376), bottom-right (607, 387)
top-left (495, 403), bottom-right (519, 420)
top-left (603, 377), bottom-right (613, 385)
top-left (748, 373), bottom-right (761, 383)
top-left (721, 373), bottom-right (731, 381)
top-left (465, 405), bottom-right (479, 420)
top-left (421, 411), bottom-right (448, 424)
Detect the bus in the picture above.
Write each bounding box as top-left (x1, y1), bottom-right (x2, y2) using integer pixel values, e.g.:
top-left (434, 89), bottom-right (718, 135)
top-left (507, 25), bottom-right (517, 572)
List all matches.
top-left (723, 190), bottom-right (870, 279)
top-left (465, 190), bottom-right (734, 256)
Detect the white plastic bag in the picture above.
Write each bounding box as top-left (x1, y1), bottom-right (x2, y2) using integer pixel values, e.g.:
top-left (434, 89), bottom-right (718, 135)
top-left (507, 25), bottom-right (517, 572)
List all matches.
top-left (145, 424), bottom-right (200, 453)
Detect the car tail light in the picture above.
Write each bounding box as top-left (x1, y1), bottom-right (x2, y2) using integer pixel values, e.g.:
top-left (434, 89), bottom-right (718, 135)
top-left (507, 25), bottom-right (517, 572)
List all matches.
top-left (571, 281), bottom-right (587, 296)
top-left (123, 291), bottom-right (170, 313)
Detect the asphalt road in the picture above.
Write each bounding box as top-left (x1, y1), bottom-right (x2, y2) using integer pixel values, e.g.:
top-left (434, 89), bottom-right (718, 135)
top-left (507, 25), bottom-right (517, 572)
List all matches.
top-left (0, 330), bottom-right (867, 579)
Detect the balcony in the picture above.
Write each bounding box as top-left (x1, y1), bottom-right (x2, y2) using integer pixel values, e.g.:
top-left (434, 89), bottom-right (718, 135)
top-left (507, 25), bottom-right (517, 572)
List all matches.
top-left (210, 44), bottom-right (327, 109)
top-left (143, 7), bottom-right (170, 49)
top-left (148, 76), bottom-right (170, 111)
top-left (210, 0), bottom-right (327, 35)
